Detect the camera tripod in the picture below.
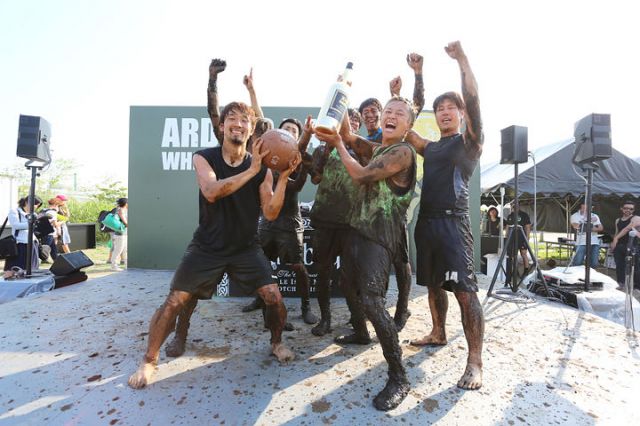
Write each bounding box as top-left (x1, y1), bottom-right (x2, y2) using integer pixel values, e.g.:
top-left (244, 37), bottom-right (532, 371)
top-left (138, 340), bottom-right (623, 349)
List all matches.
top-left (623, 236), bottom-right (638, 332)
top-left (486, 224), bottom-right (549, 302)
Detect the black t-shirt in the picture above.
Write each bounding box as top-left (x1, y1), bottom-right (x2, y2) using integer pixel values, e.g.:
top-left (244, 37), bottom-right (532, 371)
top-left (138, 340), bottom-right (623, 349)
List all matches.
top-left (259, 170), bottom-right (304, 233)
top-left (419, 133), bottom-right (479, 217)
top-left (616, 217), bottom-right (632, 247)
top-left (485, 218), bottom-right (503, 236)
top-left (192, 147), bottom-right (267, 254)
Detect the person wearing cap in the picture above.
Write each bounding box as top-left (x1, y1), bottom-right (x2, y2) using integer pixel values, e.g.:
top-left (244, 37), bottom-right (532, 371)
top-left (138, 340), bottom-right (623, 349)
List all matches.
top-left (56, 194), bottom-right (72, 253)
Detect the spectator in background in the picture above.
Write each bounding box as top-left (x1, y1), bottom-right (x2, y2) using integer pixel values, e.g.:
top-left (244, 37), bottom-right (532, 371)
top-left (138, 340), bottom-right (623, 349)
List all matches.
top-left (485, 206), bottom-right (502, 236)
top-left (347, 108), bottom-right (362, 133)
top-left (570, 203), bottom-right (603, 267)
top-left (42, 198), bottom-right (62, 261)
top-left (3, 196), bottom-right (43, 275)
top-left (611, 201), bottom-right (637, 288)
top-left (110, 198), bottom-right (128, 272)
top-left (56, 194), bottom-right (71, 253)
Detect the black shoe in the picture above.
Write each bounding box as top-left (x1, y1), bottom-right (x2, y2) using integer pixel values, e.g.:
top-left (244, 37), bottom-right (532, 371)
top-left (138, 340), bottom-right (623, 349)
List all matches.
top-left (242, 297), bottom-right (263, 313)
top-left (373, 378), bottom-right (410, 411)
top-left (311, 319), bottom-right (332, 336)
top-left (334, 333), bottom-right (371, 345)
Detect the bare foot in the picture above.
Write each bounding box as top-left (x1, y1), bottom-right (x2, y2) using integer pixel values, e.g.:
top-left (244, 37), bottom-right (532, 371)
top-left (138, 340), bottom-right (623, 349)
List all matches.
top-left (409, 333), bottom-right (447, 347)
top-left (457, 362), bottom-right (482, 390)
top-left (272, 343), bottom-right (295, 364)
top-left (128, 362), bottom-right (156, 389)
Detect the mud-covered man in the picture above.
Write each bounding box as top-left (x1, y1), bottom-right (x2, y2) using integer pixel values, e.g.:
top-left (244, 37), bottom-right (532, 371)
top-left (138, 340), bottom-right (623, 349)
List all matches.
top-left (128, 102), bottom-right (298, 389)
top-left (405, 41), bottom-right (484, 391)
top-left (348, 53), bottom-right (425, 331)
top-left (315, 96), bottom-right (417, 411)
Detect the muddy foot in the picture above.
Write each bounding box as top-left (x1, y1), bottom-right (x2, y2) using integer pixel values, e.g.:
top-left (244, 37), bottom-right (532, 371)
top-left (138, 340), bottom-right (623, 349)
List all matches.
top-left (165, 336), bottom-right (186, 358)
top-left (334, 333), bottom-right (371, 345)
top-left (128, 362), bottom-right (156, 389)
top-left (302, 309), bottom-right (318, 325)
top-left (457, 362), bottom-right (482, 390)
top-left (272, 343), bottom-right (295, 364)
top-left (409, 333), bottom-right (447, 347)
top-left (311, 319), bottom-right (332, 336)
top-left (393, 309), bottom-right (411, 332)
top-left (373, 378), bottom-right (410, 411)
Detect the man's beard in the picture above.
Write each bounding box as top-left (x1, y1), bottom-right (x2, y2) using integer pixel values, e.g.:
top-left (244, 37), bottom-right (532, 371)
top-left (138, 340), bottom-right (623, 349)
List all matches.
top-left (229, 135), bottom-right (244, 146)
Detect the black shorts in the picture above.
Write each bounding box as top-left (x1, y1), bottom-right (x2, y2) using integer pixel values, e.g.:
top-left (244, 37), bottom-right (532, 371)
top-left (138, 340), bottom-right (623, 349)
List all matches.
top-left (259, 228), bottom-right (303, 264)
top-left (312, 225), bottom-right (349, 266)
top-left (415, 215), bottom-right (478, 292)
top-left (342, 231), bottom-right (393, 298)
top-left (170, 241), bottom-right (276, 299)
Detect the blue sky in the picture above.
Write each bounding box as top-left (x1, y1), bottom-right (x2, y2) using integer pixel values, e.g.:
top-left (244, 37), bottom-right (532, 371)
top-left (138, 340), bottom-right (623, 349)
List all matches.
top-left (1, 0), bottom-right (636, 187)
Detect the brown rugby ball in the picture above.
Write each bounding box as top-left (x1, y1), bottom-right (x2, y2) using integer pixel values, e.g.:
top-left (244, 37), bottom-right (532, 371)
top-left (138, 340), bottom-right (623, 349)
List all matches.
top-left (260, 129), bottom-right (298, 172)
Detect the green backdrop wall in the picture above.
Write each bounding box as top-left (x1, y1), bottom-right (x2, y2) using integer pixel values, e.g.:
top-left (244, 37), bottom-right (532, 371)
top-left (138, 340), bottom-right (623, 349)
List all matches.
top-left (128, 106), bottom-right (480, 271)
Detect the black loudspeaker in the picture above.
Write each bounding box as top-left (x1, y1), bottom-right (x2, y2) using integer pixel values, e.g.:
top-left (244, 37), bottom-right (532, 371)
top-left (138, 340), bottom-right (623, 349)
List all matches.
top-left (17, 115), bottom-right (52, 163)
top-left (500, 125), bottom-right (528, 164)
top-left (573, 113), bottom-right (612, 164)
top-left (50, 251), bottom-right (94, 276)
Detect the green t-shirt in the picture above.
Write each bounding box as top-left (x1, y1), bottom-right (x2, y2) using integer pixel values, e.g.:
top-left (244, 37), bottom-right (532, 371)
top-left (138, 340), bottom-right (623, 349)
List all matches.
top-left (349, 142), bottom-right (417, 251)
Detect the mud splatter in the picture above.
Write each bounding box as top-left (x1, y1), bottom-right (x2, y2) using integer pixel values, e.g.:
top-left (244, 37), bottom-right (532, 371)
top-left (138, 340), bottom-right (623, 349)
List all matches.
top-left (312, 398), bottom-right (331, 413)
top-left (87, 375), bottom-right (102, 382)
top-left (423, 398), bottom-right (439, 413)
top-left (60, 403), bottom-right (73, 411)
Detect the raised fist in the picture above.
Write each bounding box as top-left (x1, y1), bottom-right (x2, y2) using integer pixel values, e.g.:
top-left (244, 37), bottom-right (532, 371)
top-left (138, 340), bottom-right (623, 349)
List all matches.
top-left (209, 58), bottom-right (227, 77)
top-left (389, 76), bottom-right (402, 96)
top-left (406, 53), bottom-right (423, 73)
top-left (444, 41), bottom-right (465, 60)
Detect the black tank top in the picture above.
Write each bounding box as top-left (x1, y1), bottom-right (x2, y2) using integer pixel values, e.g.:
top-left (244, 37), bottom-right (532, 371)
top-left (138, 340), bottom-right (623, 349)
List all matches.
top-left (192, 147), bottom-right (267, 254)
top-left (617, 217), bottom-right (632, 247)
top-left (419, 133), bottom-right (479, 217)
top-left (259, 170), bottom-right (303, 233)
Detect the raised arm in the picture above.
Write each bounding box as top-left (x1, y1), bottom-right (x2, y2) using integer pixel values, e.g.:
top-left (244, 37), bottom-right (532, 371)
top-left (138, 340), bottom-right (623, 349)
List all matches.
top-left (338, 113), bottom-right (377, 165)
top-left (260, 154), bottom-right (302, 221)
top-left (207, 58), bottom-right (226, 143)
top-left (445, 41), bottom-right (482, 152)
top-left (194, 140), bottom-right (269, 203)
top-left (315, 127), bottom-right (412, 185)
top-left (404, 129), bottom-right (433, 157)
top-left (407, 53), bottom-right (425, 114)
top-left (243, 68), bottom-right (264, 119)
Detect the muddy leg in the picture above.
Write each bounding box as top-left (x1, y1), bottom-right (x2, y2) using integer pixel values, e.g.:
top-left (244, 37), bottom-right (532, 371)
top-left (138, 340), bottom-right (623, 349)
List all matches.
top-left (258, 283), bottom-right (295, 364)
top-left (165, 297), bottom-right (198, 357)
top-left (361, 293), bottom-right (409, 411)
top-left (454, 291), bottom-right (484, 390)
top-left (128, 290), bottom-right (192, 389)
top-left (334, 270), bottom-right (371, 345)
top-left (393, 261), bottom-right (412, 331)
top-left (293, 263), bottom-right (317, 324)
top-left (311, 261), bottom-right (332, 336)
top-left (410, 285), bottom-right (448, 346)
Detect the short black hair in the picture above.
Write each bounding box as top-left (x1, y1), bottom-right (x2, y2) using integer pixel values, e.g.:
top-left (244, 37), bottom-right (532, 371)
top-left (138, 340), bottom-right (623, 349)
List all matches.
top-left (279, 118), bottom-right (302, 136)
top-left (432, 91), bottom-right (465, 111)
top-left (358, 98), bottom-right (383, 115)
top-left (18, 196), bottom-right (42, 209)
top-left (117, 198), bottom-right (128, 207)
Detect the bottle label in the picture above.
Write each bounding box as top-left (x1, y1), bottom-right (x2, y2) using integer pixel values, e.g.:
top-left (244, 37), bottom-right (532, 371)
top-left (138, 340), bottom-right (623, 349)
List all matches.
top-left (326, 89), bottom-right (348, 122)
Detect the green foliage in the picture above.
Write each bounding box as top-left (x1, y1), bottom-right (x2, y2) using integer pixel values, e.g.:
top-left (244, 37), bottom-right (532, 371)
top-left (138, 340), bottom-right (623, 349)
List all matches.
top-left (93, 180), bottom-right (128, 204)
